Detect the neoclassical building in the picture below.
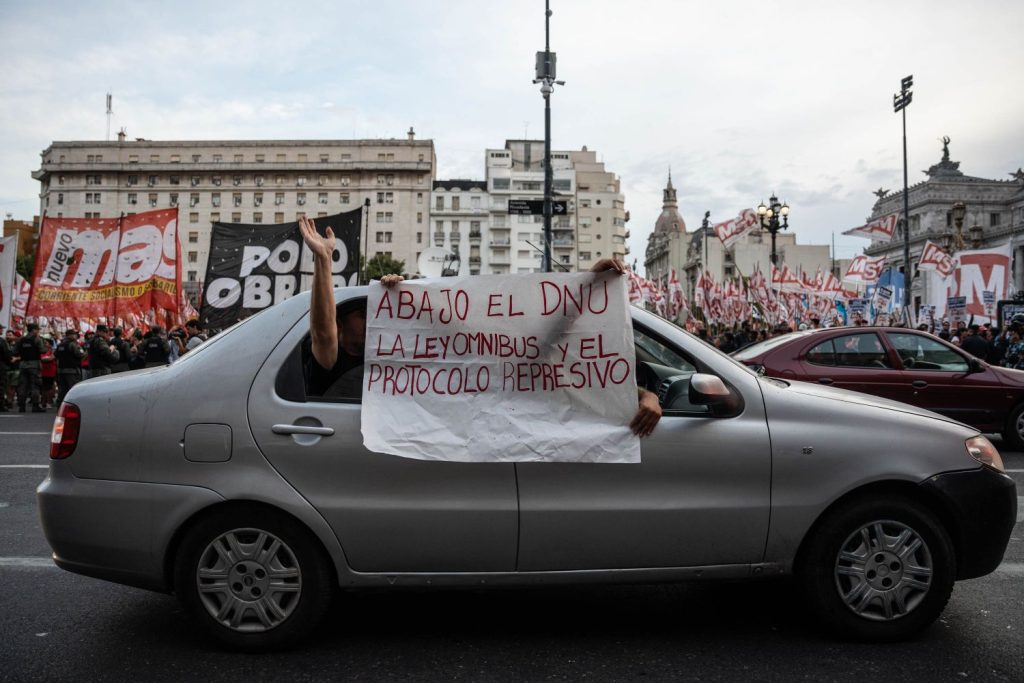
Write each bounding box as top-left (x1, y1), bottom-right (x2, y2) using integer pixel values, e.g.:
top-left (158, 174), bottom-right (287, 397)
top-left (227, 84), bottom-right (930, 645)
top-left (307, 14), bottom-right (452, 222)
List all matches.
top-left (643, 173), bottom-right (687, 284)
top-left (862, 139), bottom-right (1024, 311)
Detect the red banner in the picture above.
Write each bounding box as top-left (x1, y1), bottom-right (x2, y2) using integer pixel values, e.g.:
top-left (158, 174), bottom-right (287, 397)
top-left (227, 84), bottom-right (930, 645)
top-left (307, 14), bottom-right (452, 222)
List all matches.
top-left (26, 208), bottom-right (181, 319)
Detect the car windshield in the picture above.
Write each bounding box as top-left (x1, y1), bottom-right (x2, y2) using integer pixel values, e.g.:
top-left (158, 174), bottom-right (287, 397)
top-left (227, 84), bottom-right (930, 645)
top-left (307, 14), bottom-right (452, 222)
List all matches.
top-left (733, 332), bottom-right (802, 361)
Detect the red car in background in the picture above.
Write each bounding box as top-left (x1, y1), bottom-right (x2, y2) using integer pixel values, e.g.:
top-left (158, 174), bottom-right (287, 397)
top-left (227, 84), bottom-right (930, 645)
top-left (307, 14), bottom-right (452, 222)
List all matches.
top-left (733, 327), bottom-right (1024, 448)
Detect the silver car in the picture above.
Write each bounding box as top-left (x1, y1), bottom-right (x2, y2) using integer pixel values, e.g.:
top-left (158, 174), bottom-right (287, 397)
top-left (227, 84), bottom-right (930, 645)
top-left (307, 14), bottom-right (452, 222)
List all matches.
top-left (38, 288), bottom-right (1017, 649)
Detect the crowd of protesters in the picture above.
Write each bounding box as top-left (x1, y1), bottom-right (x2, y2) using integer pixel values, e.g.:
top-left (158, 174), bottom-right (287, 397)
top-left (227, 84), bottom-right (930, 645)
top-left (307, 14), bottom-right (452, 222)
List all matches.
top-left (0, 318), bottom-right (207, 412)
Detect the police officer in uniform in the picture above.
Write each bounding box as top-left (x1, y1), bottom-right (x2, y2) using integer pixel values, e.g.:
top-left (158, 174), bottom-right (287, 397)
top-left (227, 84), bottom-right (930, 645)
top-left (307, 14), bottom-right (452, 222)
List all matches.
top-left (55, 329), bottom-right (86, 403)
top-left (15, 322), bottom-right (48, 412)
top-left (0, 324), bottom-right (12, 411)
top-left (110, 327), bottom-right (132, 373)
top-left (141, 326), bottom-right (172, 368)
top-left (88, 325), bottom-right (120, 377)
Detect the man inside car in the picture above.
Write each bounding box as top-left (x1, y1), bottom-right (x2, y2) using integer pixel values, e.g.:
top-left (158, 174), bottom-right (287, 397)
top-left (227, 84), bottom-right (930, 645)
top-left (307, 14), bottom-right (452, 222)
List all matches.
top-left (298, 217), bottom-right (661, 436)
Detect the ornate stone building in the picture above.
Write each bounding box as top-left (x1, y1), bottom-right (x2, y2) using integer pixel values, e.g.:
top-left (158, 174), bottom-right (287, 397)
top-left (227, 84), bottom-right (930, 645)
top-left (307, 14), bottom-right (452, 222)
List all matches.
top-left (643, 173), bottom-right (687, 284)
top-left (862, 139), bottom-right (1024, 311)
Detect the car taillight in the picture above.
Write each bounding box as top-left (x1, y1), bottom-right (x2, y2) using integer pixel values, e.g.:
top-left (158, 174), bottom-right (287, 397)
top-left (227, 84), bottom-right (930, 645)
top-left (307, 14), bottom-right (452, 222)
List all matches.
top-left (965, 435), bottom-right (1004, 473)
top-left (50, 402), bottom-right (81, 459)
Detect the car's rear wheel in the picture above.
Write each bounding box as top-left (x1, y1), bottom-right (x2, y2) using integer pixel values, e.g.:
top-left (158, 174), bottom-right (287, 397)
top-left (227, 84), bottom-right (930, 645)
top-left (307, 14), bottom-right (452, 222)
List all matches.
top-left (174, 506), bottom-right (333, 650)
top-left (797, 497), bottom-right (955, 641)
top-left (1001, 403), bottom-right (1024, 450)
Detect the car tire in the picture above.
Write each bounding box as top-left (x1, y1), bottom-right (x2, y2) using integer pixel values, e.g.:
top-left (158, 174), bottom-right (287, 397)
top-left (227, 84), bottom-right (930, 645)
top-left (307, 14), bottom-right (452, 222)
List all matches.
top-left (797, 497), bottom-right (955, 641)
top-left (174, 505), bottom-right (333, 651)
top-left (1001, 403), bottom-right (1024, 450)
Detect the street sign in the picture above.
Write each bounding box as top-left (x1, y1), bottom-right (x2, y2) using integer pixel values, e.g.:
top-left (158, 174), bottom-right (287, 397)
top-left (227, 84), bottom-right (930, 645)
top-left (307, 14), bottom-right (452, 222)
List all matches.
top-left (507, 199), bottom-right (568, 216)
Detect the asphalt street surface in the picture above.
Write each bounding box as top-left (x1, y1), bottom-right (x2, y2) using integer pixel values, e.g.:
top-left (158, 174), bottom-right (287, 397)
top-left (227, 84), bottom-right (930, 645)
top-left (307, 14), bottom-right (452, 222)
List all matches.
top-left (1, 410), bottom-right (1022, 682)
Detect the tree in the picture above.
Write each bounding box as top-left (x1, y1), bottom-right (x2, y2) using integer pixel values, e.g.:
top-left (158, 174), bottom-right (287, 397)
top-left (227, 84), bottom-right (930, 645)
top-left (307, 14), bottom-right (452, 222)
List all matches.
top-left (362, 254), bottom-right (405, 281)
top-left (16, 253), bottom-right (34, 280)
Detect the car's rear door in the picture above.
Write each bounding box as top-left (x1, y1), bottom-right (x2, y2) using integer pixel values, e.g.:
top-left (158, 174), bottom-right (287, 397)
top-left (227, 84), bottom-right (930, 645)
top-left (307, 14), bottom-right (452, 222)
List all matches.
top-left (514, 324), bottom-right (771, 570)
top-left (248, 306), bottom-right (518, 573)
top-left (797, 332), bottom-right (905, 401)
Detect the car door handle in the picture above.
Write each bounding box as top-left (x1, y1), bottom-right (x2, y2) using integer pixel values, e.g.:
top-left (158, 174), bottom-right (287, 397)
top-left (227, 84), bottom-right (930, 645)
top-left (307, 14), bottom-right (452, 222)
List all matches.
top-left (912, 380), bottom-right (928, 388)
top-left (272, 424), bottom-right (335, 436)
top-left (818, 378), bottom-right (834, 385)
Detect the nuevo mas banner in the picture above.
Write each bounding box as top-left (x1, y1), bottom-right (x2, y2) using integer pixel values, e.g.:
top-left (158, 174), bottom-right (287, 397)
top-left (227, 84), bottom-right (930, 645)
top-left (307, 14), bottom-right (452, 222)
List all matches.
top-left (361, 272), bottom-right (641, 464)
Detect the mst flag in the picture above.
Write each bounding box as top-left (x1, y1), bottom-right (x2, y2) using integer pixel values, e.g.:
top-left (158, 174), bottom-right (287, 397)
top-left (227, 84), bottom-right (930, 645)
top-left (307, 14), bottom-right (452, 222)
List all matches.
top-left (26, 209), bottom-right (181, 319)
top-left (918, 240), bottom-right (956, 278)
top-left (713, 209), bottom-right (759, 249)
top-left (200, 208), bottom-right (362, 329)
top-left (843, 213), bottom-right (898, 241)
top-left (842, 254), bottom-right (887, 285)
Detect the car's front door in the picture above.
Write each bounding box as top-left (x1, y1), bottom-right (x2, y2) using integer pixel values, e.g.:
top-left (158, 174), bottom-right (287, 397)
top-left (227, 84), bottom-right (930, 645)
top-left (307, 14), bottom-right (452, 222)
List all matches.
top-left (248, 308), bottom-right (518, 573)
top-left (514, 325), bottom-right (771, 571)
top-left (884, 331), bottom-right (1006, 429)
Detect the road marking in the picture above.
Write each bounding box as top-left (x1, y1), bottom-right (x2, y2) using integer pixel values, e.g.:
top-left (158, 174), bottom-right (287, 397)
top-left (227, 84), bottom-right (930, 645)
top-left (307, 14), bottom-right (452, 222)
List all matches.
top-left (1019, 497), bottom-right (1024, 524)
top-left (997, 562), bottom-right (1024, 577)
top-left (0, 465), bottom-right (48, 469)
top-left (0, 431), bottom-right (50, 435)
top-left (1006, 469), bottom-right (1024, 473)
top-left (0, 557), bottom-right (55, 568)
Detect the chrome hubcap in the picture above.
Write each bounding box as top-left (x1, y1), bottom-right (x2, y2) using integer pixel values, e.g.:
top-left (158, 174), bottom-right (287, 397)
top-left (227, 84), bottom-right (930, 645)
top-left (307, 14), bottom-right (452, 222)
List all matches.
top-left (834, 520), bottom-right (932, 621)
top-left (196, 528), bottom-right (301, 632)
top-left (1015, 412), bottom-right (1024, 440)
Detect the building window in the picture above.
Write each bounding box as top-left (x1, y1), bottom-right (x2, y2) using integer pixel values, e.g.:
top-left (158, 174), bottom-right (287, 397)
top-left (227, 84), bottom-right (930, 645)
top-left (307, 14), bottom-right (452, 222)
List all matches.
top-left (492, 178), bottom-right (510, 190)
top-left (127, 175), bottom-right (138, 186)
top-left (190, 193), bottom-right (200, 207)
top-left (192, 154), bottom-right (201, 163)
top-left (147, 175), bottom-right (158, 186)
top-left (417, 192), bottom-right (423, 204)
top-left (188, 251), bottom-right (198, 262)
top-left (150, 154), bottom-right (160, 163)
top-left (254, 192), bottom-right (263, 207)
top-left (318, 192), bottom-right (328, 204)
top-left (212, 193), bottom-right (221, 207)
top-left (233, 193), bottom-right (242, 207)
top-left (452, 197), bottom-right (460, 211)
top-left (170, 155), bottom-right (181, 163)
top-left (275, 192), bottom-right (284, 205)
top-left (188, 231), bottom-right (199, 243)
top-left (234, 154), bottom-right (243, 163)
top-left (341, 153), bottom-right (351, 161)
top-left (211, 212), bottom-right (221, 222)
top-left (169, 175), bottom-right (180, 185)
top-left (128, 155), bottom-right (139, 164)
top-left (340, 175), bottom-right (350, 187)
top-left (212, 176), bottom-right (222, 187)
top-left (297, 176), bottom-right (307, 186)
top-left (274, 212), bottom-right (284, 223)
top-left (231, 212), bottom-right (241, 222)
top-left (991, 213), bottom-right (1002, 227)
top-left (148, 193), bottom-right (158, 207)
top-left (233, 176), bottom-right (242, 186)
top-left (318, 174), bottom-right (328, 186)
top-left (436, 196), bottom-right (444, 210)
top-left (86, 175), bottom-right (102, 185)
top-left (190, 213), bottom-right (199, 223)
top-left (213, 154), bottom-right (222, 163)
top-left (187, 271), bottom-right (197, 281)
top-left (340, 192), bottom-right (350, 204)
top-left (191, 176), bottom-right (201, 187)
top-left (57, 193), bottom-right (64, 205)
top-left (416, 212), bottom-right (423, 224)
top-left (320, 154), bottom-right (329, 163)
top-left (298, 154), bottom-right (308, 162)
top-left (170, 193), bottom-right (179, 207)
top-left (276, 154), bottom-right (286, 162)
top-left (297, 192), bottom-right (307, 206)
top-left (127, 192), bottom-right (138, 205)
top-left (255, 175), bottom-right (265, 186)
top-left (253, 212), bottom-right (263, 223)
top-left (416, 232), bottom-right (422, 243)
top-left (256, 154), bottom-right (265, 163)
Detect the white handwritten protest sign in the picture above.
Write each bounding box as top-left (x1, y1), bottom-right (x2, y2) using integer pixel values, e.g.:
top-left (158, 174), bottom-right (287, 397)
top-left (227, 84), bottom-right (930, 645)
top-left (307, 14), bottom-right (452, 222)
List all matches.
top-left (362, 272), bottom-right (641, 463)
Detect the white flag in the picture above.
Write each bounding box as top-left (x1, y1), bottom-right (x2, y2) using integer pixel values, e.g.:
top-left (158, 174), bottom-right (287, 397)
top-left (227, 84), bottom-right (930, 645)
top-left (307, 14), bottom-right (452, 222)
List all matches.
top-left (0, 235), bottom-right (17, 329)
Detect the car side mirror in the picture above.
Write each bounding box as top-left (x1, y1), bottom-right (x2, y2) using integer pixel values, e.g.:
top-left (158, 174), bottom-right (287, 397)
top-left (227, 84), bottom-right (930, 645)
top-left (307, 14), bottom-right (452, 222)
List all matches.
top-left (688, 373), bottom-right (741, 415)
top-left (968, 357), bottom-right (984, 373)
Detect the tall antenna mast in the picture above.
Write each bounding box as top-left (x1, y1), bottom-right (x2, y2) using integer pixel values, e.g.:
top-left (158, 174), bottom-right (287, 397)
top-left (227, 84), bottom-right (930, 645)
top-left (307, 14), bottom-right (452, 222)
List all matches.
top-left (106, 93), bottom-right (113, 141)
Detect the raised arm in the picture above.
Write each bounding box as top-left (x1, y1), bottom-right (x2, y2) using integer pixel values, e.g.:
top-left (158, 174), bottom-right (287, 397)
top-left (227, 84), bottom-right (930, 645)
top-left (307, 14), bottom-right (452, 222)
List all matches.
top-left (299, 216), bottom-right (339, 370)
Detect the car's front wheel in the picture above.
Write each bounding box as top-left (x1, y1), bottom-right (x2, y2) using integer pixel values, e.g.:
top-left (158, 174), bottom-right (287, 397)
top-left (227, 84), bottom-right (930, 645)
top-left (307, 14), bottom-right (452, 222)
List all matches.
top-left (174, 506), bottom-right (333, 650)
top-left (797, 497), bottom-right (955, 641)
top-left (1001, 403), bottom-right (1024, 450)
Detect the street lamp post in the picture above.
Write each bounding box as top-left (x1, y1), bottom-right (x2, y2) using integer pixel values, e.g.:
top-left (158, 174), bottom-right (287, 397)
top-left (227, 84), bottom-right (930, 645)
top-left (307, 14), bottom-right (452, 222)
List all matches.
top-left (756, 194), bottom-right (790, 265)
top-left (951, 201), bottom-right (967, 253)
top-left (893, 75), bottom-right (913, 317)
top-left (533, 0), bottom-right (565, 273)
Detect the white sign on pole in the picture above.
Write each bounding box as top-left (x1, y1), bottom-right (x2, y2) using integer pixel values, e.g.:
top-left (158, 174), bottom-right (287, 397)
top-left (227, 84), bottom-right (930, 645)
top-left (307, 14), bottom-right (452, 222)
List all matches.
top-left (362, 272), bottom-right (641, 463)
top-left (0, 235), bottom-right (18, 329)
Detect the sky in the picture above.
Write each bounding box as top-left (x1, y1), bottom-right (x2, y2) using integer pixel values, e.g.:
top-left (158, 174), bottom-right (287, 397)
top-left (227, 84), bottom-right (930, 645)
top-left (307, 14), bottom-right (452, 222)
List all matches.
top-left (1, 0), bottom-right (1022, 268)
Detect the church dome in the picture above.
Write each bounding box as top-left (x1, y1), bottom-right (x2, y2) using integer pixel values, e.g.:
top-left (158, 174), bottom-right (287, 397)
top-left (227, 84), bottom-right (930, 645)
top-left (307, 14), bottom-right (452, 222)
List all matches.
top-left (654, 171), bottom-right (686, 234)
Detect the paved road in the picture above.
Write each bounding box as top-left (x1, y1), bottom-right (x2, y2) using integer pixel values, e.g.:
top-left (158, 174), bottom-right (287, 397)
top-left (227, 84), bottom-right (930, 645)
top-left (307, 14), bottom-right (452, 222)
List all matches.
top-left (2, 410), bottom-right (1022, 681)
